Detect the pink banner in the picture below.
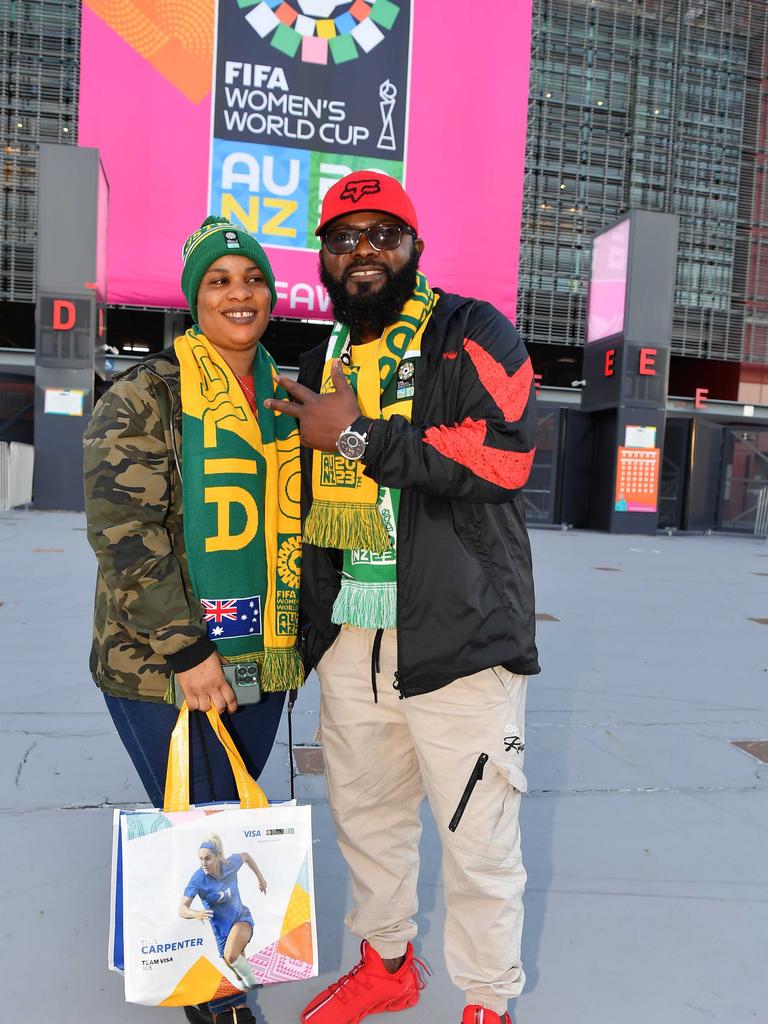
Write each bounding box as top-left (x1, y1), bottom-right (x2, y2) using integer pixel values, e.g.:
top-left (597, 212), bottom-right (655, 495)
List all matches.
top-left (79, 2), bottom-right (532, 321)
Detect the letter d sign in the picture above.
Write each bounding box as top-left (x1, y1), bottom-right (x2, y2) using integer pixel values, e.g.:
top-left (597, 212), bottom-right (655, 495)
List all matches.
top-left (53, 300), bottom-right (76, 330)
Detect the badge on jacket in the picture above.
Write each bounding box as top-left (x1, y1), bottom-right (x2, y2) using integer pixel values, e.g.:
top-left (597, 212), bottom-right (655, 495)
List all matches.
top-left (396, 360), bottom-right (416, 400)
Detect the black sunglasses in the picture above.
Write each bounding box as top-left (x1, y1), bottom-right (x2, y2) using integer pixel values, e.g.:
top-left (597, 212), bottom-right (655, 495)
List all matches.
top-left (322, 222), bottom-right (416, 255)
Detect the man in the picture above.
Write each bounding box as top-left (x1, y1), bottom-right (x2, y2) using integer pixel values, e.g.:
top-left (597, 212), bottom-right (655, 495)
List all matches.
top-left (265, 171), bottom-right (539, 1024)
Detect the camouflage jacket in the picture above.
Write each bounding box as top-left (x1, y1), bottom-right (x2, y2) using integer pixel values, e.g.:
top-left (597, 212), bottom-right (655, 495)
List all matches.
top-left (83, 350), bottom-right (215, 701)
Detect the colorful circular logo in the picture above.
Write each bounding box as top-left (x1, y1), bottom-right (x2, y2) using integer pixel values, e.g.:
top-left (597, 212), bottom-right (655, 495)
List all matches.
top-left (244, 0), bottom-right (401, 65)
top-left (277, 536), bottom-right (302, 588)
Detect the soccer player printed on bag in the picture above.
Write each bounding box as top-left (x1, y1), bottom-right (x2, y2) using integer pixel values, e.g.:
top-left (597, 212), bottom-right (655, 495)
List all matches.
top-left (179, 835), bottom-right (267, 990)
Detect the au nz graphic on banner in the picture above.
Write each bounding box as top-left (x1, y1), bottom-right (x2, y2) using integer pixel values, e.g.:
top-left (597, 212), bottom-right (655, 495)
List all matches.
top-left (209, 0), bottom-right (413, 251)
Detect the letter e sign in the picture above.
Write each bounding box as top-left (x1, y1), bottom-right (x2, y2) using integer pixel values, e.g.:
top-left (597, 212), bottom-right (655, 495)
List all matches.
top-left (638, 348), bottom-right (657, 376)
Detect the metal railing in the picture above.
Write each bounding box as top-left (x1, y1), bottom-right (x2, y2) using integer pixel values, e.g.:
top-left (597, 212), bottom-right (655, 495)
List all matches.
top-left (755, 488), bottom-right (768, 539)
top-left (0, 441), bottom-right (34, 511)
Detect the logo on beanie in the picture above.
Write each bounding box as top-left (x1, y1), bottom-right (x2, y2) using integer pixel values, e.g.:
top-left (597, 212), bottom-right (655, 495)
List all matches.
top-left (224, 230), bottom-right (241, 249)
top-left (339, 179), bottom-right (382, 204)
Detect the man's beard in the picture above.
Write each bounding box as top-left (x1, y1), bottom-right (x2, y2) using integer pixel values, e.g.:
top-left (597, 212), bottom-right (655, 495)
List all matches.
top-left (319, 248), bottom-right (420, 340)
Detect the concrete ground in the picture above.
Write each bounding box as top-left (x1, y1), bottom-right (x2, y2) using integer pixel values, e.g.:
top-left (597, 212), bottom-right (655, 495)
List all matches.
top-left (1, 511), bottom-right (766, 1024)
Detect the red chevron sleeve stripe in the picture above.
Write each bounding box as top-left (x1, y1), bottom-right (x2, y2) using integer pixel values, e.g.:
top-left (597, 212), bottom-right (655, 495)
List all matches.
top-left (463, 340), bottom-right (533, 422)
top-left (423, 418), bottom-right (536, 489)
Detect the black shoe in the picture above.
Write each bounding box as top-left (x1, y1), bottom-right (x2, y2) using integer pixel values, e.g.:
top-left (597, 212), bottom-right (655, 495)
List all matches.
top-left (212, 1008), bottom-right (256, 1024)
top-left (183, 1006), bottom-right (213, 1024)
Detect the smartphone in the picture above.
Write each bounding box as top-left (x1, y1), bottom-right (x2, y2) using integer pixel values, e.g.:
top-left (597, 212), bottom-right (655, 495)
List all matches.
top-left (173, 662), bottom-right (262, 709)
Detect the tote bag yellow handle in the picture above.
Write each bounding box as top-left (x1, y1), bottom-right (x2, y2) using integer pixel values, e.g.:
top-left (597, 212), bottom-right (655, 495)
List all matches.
top-left (163, 703), bottom-right (269, 812)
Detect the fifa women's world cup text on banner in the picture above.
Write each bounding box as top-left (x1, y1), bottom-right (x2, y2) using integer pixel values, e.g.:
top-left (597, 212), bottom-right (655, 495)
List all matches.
top-left (114, 804), bottom-right (317, 1006)
top-left (208, 0), bottom-right (414, 254)
top-left (80, 1), bottom-right (532, 319)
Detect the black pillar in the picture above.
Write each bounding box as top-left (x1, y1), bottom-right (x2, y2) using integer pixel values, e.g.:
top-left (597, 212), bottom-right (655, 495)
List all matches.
top-left (581, 210), bottom-right (679, 534)
top-left (33, 144), bottom-right (108, 511)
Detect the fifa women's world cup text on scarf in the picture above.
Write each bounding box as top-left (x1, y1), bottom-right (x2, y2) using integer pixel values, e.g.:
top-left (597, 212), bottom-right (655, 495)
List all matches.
top-left (304, 271), bottom-right (437, 559)
top-left (175, 328), bottom-right (303, 692)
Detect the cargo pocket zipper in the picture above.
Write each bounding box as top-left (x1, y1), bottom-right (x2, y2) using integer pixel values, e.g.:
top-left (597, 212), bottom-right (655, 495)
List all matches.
top-left (448, 753), bottom-right (489, 832)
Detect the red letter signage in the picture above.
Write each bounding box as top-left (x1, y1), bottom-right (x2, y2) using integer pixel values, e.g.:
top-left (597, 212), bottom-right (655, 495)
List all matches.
top-left (695, 387), bottom-right (709, 409)
top-left (604, 349), bottom-right (616, 377)
top-left (638, 348), bottom-right (657, 376)
top-left (52, 300), bottom-right (76, 331)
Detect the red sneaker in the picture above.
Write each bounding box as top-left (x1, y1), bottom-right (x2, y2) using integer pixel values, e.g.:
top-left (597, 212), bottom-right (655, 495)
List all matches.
top-left (461, 1008), bottom-right (512, 1024)
top-left (301, 941), bottom-right (428, 1024)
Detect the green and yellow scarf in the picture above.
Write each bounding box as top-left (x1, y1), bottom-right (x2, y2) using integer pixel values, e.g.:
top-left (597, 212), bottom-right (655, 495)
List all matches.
top-left (330, 345), bottom-right (408, 630)
top-left (304, 272), bottom-right (437, 552)
top-left (175, 329), bottom-right (303, 692)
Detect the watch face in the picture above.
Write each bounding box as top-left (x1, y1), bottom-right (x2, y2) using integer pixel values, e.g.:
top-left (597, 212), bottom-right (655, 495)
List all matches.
top-left (338, 430), bottom-right (366, 460)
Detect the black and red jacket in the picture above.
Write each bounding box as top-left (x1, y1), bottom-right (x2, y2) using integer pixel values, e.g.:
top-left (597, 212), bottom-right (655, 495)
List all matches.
top-left (299, 290), bottom-right (540, 696)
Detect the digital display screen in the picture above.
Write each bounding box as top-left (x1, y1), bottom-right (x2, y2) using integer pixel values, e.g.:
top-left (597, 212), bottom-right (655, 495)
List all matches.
top-left (44, 388), bottom-right (85, 417)
top-left (625, 425), bottom-right (657, 449)
top-left (587, 219), bottom-right (630, 343)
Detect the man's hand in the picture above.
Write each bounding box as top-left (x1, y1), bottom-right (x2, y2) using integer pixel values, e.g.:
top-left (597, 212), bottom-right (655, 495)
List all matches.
top-left (264, 360), bottom-right (362, 451)
top-left (176, 651), bottom-right (237, 714)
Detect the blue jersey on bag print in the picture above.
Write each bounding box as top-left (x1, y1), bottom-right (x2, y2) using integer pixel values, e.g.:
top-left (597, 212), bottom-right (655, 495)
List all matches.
top-left (183, 853), bottom-right (255, 955)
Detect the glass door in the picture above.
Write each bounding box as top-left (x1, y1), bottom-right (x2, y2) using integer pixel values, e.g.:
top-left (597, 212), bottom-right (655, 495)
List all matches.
top-left (523, 408), bottom-right (561, 524)
top-left (659, 418), bottom-right (691, 531)
top-left (718, 427), bottom-right (768, 534)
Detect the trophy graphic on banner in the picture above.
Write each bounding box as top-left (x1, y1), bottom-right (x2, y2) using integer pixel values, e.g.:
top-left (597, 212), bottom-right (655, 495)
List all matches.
top-left (378, 80), bottom-right (397, 151)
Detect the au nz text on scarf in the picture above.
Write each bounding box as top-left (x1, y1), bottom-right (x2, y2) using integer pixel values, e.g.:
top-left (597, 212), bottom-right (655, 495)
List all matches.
top-left (304, 273), bottom-right (437, 553)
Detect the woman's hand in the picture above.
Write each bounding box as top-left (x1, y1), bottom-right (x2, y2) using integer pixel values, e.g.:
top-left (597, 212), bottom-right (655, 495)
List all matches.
top-left (258, 876), bottom-right (267, 895)
top-left (197, 909), bottom-right (213, 921)
top-left (176, 652), bottom-right (237, 714)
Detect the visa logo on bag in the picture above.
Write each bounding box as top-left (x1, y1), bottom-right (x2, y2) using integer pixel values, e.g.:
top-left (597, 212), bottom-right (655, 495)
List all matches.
top-left (242, 827), bottom-right (296, 838)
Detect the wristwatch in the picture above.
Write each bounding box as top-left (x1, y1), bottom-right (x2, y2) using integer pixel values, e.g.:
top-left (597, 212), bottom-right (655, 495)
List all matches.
top-left (336, 416), bottom-right (372, 461)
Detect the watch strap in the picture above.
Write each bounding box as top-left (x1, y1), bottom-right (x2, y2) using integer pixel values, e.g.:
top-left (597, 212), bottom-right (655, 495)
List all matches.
top-left (350, 415), bottom-right (373, 436)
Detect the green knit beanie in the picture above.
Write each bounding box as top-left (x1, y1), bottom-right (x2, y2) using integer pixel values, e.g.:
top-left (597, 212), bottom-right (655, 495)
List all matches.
top-left (181, 216), bottom-right (278, 321)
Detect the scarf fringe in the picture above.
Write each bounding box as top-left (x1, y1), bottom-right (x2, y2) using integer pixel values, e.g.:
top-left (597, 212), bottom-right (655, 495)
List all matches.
top-left (304, 501), bottom-right (391, 553)
top-left (256, 647), bottom-right (305, 693)
top-left (331, 580), bottom-right (397, 630)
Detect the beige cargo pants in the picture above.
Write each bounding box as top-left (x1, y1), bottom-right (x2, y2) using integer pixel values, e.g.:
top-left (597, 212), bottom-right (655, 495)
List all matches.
top-left (317, 625), bottom-right (528, 1015)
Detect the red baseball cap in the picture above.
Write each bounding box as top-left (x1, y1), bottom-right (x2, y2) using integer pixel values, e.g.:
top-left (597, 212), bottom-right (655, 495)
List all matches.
top-left (316, 171), bottom-right (419, 237)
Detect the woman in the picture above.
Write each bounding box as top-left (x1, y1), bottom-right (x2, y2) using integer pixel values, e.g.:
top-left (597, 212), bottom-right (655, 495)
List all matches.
top-left (84, 216), bottom-right (304, 1024)
top-left (180, 835), bottom-right (266, 991)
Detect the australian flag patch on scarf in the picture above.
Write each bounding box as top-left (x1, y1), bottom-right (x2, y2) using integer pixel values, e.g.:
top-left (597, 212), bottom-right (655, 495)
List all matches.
top-left (201, 596), bottom-right (262, 640)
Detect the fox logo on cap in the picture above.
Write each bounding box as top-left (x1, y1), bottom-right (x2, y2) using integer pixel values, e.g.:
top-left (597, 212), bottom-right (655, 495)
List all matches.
top-left (316, 171), bottom-right (418, 237)
top-left (339, 179), bottom-right (382, 204)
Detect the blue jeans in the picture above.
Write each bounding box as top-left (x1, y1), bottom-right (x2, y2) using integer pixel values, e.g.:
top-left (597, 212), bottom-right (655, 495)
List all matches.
top-left (103, 691), bottom-right (285, 806)
top-left (104, 689), bottom-right (285, 1015)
